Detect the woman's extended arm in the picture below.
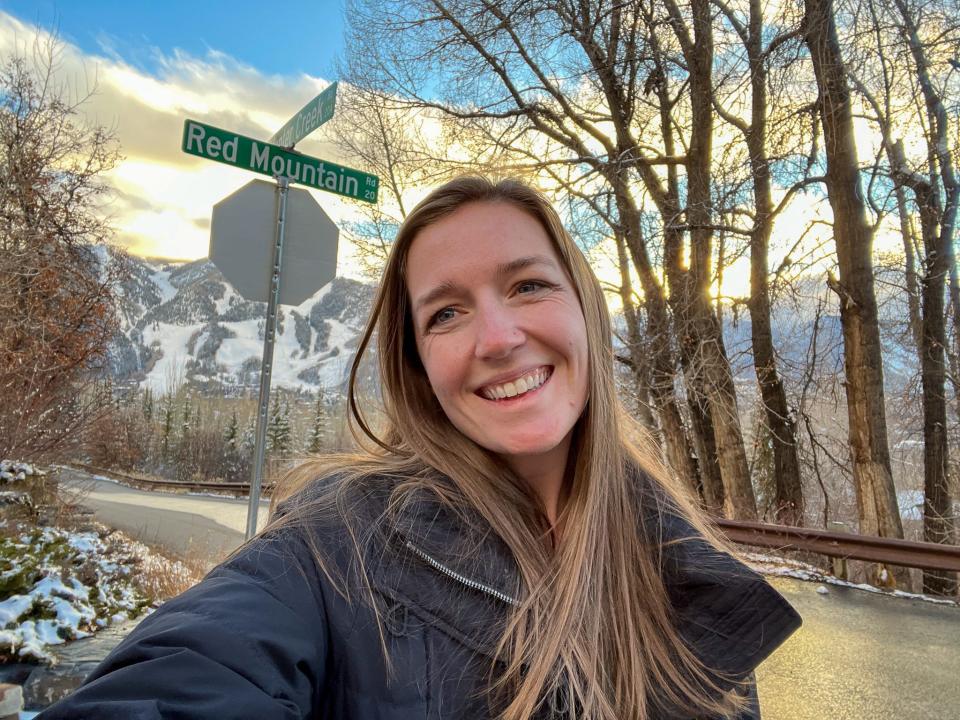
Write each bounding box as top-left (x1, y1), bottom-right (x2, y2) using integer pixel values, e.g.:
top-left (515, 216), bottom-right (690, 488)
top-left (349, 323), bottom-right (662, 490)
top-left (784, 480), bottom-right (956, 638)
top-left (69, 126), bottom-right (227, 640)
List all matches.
top-left (37, 527), bottom-right (328, 720)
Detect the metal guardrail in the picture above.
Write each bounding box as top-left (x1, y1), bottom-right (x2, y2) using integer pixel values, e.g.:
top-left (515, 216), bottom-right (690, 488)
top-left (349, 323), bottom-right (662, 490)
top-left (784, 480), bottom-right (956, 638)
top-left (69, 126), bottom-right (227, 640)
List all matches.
top-left (68, 465), bottom-right (276, 496)
top-left (70, 465), bottom-right (960, 574)
top-left (715, 518), bottom-right (960, 573)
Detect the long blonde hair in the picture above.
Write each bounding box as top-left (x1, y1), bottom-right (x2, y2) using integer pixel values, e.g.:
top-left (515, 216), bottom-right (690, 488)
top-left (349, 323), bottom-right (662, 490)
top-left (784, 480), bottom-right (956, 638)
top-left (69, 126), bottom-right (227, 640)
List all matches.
top-left (273, 177), bottom-right (746, 718)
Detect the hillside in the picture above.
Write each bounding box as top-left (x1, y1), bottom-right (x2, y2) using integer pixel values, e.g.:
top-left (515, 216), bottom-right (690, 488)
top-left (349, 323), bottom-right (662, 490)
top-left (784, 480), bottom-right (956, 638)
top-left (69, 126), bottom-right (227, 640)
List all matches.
top-left (107, 251), bottom-right (375, 394)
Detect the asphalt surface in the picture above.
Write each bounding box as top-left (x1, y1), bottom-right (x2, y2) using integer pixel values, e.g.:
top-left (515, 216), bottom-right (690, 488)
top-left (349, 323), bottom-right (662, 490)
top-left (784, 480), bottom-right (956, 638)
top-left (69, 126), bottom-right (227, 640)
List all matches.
top-left (58, 467), bottom-right (268, 565)
top-left (58, 468), bottom-right (960, 719)
top-left (757, 576), bottom-right (960, 719)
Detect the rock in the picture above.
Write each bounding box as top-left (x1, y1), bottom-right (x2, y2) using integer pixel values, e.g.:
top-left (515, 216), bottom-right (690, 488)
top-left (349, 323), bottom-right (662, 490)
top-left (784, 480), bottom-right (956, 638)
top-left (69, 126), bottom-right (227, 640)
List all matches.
top-left (816, 585), bottom-right (830, 595)
top-left (0, 492), bottom-right (30, 506)
top-left (0, 683), bottom-right (23, 719)
top-left (22, 618), bottom-right (140, 710)
top-left (22, 668), bottom-right (91, 710)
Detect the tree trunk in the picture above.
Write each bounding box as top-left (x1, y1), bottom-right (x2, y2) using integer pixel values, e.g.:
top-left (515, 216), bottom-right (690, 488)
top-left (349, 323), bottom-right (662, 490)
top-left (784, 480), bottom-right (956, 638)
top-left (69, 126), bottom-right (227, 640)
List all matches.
top-left (917, 192), bottom-right (957, 595)
top-left (614, 231), bottom-right (661, 438)
top-left (745, 0), bottom-right (805, 525)
top-left (680, 0), bottom-right (756, 519)
top-left (612, 183), bottom-right (703, 500)
top-left (890, 0), bottom-right (959, 595)
top-left (803, 0), bottom-right (905, 556)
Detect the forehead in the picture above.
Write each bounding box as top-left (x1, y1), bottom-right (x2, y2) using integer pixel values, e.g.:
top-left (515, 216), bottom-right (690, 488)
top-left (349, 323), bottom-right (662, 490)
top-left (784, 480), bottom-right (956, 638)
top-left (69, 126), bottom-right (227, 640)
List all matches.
top-left (405, 201), bottom-right (562, 289)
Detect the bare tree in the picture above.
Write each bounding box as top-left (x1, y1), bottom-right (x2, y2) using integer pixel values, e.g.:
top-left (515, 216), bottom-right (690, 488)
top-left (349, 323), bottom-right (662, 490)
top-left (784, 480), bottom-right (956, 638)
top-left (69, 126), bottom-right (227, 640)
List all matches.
top-left (343, 0), bottom-right (764, 517)
top-left (0, 37), bottom-right (123, 460)
top-left (327, 84), bottom-right (446, 275)
top-left (886, 0), bottom-right (957, 595)
top-left (711, 0), bottom-right (811, 525)
top-left (801, 0), bottom-right (906, 569)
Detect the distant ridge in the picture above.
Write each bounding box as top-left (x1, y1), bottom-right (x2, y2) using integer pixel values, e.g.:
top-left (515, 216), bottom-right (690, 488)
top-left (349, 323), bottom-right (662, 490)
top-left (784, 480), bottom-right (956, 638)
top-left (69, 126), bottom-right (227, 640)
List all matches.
top-left (107, 250), bottom-right (375, 395)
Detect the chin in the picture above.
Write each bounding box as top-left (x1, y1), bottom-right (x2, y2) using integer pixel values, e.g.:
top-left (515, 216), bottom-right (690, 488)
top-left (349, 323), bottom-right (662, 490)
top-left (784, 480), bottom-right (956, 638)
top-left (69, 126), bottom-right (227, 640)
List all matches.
top-left (490, 434), bottom-right (567, 459)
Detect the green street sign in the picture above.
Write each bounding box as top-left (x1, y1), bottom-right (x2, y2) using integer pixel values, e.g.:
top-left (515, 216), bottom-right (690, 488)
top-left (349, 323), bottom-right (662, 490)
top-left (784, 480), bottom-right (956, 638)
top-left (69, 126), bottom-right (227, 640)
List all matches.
top-left (271, 82), bottom-right (338, 147)
top-left (182, 119), bottom-right (378, 203)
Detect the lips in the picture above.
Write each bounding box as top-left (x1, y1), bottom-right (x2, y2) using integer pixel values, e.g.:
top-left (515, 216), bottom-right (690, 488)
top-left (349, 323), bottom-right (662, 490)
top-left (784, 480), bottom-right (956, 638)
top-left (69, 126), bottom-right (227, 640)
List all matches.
top-left (478, 366), bottom-right (552, 400)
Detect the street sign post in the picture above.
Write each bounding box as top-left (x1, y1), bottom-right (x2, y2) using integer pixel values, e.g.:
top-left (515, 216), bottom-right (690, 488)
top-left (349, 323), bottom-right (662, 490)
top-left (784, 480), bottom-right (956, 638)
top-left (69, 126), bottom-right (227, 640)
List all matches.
top-left (182, 119), bottom-right (379, 203)
top-left (210, 180), bottom-right (338, 305)
top-left (209, 180), bottom-right (339, 538)
top-left (270, 82), bottom-right (338, 148)
top-left (181, 88), bottom-right (378, 540)
top-left (245, 175), bottom-right (288, 540)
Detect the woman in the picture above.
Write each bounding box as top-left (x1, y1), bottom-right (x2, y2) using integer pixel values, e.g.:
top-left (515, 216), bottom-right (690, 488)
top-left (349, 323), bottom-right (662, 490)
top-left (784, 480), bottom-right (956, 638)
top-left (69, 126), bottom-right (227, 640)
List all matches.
top-left (40, 177), bottom-right (800, 719)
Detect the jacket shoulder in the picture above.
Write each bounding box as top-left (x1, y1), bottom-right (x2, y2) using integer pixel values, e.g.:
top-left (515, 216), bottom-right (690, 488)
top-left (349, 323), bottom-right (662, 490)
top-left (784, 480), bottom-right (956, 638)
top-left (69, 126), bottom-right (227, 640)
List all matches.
top-left (38, 523), bottom-right (330, 719)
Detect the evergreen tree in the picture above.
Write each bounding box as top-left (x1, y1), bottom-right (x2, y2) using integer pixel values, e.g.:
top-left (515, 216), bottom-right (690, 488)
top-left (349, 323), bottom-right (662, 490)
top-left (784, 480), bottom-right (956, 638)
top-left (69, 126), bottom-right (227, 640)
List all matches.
top-left (266, 396), bottom-right (292, 458)
top-left (223, 410), bottom-right (240, 448)
top-left (240, 415), bottom-right (257, 454)
top-left (306, 391), bottom-right (328, 454)
top-left (160, 396), bottom-right (175, 459)
top-left (180, 394), bottom-right (193, 440)
top-left (142, 388), bottom-right (154, 423)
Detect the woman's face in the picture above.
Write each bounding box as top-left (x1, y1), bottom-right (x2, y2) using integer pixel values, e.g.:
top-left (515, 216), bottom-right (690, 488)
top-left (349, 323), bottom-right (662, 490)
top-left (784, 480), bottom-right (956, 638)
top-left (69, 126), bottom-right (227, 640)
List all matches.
top-left (406, 200), bottom-right (589, 474)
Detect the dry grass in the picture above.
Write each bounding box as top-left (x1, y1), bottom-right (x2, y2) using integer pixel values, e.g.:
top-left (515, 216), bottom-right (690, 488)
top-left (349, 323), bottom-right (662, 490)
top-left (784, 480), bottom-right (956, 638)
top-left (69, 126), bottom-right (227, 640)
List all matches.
top-left (130, 540), bottom-right (207, 604)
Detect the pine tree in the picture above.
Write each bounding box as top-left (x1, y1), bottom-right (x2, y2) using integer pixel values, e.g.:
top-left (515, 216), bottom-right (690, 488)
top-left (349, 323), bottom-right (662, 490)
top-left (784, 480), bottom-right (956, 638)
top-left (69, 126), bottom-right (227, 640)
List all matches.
top-left (180, 395), bottom-right (193, 440)
top-left (160, 396), bottom-right (175, 459)
top-left (223, 410), bottom-right (240, 448)
top-left (240, 415), bottom-right (257, 454)
top-left (266, 396), bottom-right (292, 458)
top-left (306, 391), bottom-right (328, 454)
top-left (142, 388), bottom-right (154, 422)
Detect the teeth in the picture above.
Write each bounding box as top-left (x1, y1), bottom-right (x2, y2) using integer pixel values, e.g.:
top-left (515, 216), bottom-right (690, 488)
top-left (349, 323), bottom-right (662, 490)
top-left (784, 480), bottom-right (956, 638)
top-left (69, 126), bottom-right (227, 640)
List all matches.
top-left (481, 368), bottom-right (550, 400)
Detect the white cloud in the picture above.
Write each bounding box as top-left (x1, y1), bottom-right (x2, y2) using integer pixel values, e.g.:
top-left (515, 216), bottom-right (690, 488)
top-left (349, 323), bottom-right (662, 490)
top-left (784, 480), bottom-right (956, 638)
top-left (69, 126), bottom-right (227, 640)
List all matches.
top-left (0, 12), bottom-right (372, 272)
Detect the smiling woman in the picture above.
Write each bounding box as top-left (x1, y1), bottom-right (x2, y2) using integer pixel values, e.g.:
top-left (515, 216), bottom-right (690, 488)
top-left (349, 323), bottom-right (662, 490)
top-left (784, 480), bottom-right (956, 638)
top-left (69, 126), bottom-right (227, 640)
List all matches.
top-left (39, 177), bottom-right (801, 720)
top-left (406, 201), bottom-right (590, 523)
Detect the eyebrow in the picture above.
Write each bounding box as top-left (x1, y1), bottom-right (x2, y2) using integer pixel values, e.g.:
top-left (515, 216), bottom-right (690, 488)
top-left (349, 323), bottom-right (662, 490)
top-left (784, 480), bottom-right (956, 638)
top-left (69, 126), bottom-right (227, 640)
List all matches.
top-left (412, 254), bottom-right (559, 314)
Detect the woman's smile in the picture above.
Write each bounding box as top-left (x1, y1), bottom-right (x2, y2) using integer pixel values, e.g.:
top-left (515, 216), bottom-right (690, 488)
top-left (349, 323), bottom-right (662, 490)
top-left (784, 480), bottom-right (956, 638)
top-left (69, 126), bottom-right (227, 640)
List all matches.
top-left (476, 365), bottom-right (552, 401)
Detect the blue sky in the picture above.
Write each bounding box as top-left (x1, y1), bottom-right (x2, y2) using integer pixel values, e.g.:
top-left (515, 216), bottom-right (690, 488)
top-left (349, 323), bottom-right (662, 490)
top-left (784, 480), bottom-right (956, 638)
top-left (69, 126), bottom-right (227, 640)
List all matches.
top-left (0, 0), bottom-right (345, 77)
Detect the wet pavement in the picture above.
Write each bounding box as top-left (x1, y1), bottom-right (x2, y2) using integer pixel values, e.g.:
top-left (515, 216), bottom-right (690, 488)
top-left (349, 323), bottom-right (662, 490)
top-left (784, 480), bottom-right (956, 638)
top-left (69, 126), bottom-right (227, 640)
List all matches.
top-left (757, 576), bottom-right (960, 719)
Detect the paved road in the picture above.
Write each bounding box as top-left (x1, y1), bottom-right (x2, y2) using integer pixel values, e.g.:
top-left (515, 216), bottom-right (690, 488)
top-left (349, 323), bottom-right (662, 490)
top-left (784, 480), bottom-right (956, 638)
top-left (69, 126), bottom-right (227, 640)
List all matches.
top-left (757, 576), bottom-right (960, 719)
top-left (58, 468), bottom-right (269, 565)
top-left (58, 468), bottom-right (960, 718)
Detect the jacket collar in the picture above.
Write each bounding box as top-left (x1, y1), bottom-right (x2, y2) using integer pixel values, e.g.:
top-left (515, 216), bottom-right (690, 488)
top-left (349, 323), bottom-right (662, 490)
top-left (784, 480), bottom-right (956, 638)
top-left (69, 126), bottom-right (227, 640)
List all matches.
top-left (369, 482), bottom-right (518, 659)
top-left (365, 476), bottom-right (801, 676)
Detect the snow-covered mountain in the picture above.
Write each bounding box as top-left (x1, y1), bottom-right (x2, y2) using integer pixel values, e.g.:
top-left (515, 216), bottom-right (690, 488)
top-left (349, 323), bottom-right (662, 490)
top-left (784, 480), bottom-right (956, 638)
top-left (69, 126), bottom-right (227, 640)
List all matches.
top-left (107, 250), bottom-right (919, 398)
top-left (108, 252), bottom-right (375, 395)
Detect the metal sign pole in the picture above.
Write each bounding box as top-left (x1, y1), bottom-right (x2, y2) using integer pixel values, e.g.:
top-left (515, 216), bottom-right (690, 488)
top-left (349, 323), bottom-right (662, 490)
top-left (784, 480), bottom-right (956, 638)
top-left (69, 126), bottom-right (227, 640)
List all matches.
top-left (245, 175), bottom-right (290, 540)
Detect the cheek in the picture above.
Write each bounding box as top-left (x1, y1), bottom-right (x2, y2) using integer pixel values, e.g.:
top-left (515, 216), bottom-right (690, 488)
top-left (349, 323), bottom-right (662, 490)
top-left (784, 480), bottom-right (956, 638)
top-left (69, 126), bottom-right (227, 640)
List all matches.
top-left (568, 319), bottom-right (590, 402)
top-left (418, 342), bottom-right (463, 403)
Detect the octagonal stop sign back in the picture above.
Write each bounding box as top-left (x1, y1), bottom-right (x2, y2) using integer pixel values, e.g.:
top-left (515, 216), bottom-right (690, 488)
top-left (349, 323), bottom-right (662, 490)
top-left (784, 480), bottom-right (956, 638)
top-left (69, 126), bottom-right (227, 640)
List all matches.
top-left (209, 179), bottom-right (338, 306)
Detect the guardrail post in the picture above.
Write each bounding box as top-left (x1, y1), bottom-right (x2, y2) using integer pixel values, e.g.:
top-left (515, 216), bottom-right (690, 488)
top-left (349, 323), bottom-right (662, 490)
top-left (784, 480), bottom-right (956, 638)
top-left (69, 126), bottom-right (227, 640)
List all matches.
top-left (829, 521), bottom-right (849, 581)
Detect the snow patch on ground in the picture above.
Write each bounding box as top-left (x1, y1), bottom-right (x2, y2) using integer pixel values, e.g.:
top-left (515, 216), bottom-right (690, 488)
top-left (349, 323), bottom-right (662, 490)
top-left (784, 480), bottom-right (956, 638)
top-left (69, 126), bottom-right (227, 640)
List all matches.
top-left (214, 284), bottom-right (240, 315)
top-left (746, 552), bottom-right (960, 607)
top-left (216, 316), bottom-right (348, 391)
top-left (0, 524), bottom-right (199, 664)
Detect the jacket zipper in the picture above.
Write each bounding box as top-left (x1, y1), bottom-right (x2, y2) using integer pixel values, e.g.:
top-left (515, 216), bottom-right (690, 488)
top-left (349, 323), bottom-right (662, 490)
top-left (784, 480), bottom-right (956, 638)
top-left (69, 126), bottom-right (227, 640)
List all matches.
top-left (404, 540), bottom-right (519, 606)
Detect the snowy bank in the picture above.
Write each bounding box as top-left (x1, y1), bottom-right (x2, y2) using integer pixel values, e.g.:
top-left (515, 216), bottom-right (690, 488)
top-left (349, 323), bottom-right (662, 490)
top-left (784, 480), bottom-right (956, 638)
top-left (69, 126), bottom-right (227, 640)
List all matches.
top-left (0, 523), bottom-right (199, 664)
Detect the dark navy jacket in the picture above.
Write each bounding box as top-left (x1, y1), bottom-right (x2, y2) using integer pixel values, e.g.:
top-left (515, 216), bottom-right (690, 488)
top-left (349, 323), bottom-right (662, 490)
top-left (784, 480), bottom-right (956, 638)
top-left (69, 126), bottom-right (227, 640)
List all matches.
top-left (38, 476), bottom-right (801, 719)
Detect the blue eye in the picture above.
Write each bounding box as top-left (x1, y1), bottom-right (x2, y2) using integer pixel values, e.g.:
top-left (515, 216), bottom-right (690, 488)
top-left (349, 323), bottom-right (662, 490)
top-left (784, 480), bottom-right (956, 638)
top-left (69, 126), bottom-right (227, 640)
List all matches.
top-left (430, 307), bottom-right (456, 326)
top-left (517, 280), bottom-right (548, 294)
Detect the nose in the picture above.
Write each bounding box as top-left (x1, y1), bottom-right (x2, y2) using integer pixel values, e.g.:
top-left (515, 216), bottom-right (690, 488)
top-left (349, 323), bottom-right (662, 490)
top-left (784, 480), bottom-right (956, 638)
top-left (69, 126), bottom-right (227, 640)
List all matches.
top-left (473, 299), bottom-right (525, 359)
